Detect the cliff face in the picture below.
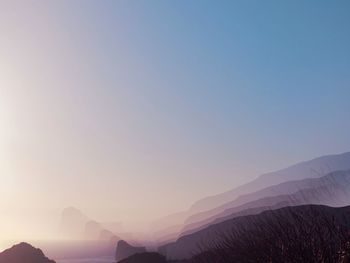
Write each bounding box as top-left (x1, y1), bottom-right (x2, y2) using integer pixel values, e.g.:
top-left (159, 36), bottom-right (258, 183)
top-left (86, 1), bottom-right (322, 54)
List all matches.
top-left (0, 242), bottom-right (56, 263)
top-left (115, 240), bottom-right (146, 262)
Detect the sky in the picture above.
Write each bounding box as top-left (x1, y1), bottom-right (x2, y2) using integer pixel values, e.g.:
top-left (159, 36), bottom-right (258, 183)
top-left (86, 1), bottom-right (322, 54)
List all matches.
top-left (0, 0), bottom-right (350, 239)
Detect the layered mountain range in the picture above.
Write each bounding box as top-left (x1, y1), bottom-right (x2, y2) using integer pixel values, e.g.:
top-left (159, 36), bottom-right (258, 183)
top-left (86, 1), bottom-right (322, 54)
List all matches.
top-left (153, 152), bottom-right (350, 244)
top-left (54, 151), bottom-right (350, 262)
top-left (180, 170), bottom-right (350, 237)
top-left (155, 152), bottom-right (350, 260)
top-left (190, 152), bottom-right (350, 213)
top-left (159, 204), bottom-right (350, 260)
top-left (3, 152), bottom-right (350, 262)
top-left (59, 207), bottom-right (120, 242)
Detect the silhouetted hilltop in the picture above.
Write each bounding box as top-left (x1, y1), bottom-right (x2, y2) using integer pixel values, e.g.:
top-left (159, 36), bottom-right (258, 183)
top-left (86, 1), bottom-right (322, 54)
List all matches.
top-left (0, 243), bottom-right (55, 263)
top-left (160, 205), bottom-right (350, 260)
top-left (116, 240), bottom-right (146, 262)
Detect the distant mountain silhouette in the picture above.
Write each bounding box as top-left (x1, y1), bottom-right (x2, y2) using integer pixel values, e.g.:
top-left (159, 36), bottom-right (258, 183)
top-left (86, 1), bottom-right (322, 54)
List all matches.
top-left (153, 224), bottom-right (185, 246)
top-left (59, 207), bottom-right (88, 237)
top-left (101, 221), bottom-right (124, 234)
top-left (85, 220), bottom-right (103, 239)
top-left (116, 240), bottom-right (146, 262)
top-left (190, 152), bottom-right (350, 213)
top-left (100, 229), bottom-right (119, 242)
top-left (59, 206), bottom-right (119, 241)
top-left (0, 243), bottom-right (55, 263)
top-left (151, 212), bottom-right (189, 238)
top-left (181, 170), bottom-right (350, 236)
top-left (159, 205), bottom-right (350, 260)
top-left (152, 152), bottom-right (350, 242)
top-left (118, 252), bottom-right (167, 263)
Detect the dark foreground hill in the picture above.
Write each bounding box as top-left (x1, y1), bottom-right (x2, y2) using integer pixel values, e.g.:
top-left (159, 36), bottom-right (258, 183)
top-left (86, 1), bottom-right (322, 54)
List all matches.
top-left (160, 205), bottom-right (350, 261)
top-left (0, 242), bottom-right (55, 263)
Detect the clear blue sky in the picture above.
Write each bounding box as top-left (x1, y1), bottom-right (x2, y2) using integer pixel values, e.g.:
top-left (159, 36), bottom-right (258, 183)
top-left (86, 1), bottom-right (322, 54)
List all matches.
top-left (0, 0), bottom-right (350, 231)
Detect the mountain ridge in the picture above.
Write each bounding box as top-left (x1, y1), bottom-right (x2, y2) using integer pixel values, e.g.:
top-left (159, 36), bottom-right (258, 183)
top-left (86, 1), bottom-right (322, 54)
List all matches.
top-left (159, 204), bottom-right (350, 260)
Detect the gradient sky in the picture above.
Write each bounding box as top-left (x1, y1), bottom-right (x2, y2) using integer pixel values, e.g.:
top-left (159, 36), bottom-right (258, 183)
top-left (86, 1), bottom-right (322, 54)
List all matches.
top-left (1, 0), bottom-right (350, 238)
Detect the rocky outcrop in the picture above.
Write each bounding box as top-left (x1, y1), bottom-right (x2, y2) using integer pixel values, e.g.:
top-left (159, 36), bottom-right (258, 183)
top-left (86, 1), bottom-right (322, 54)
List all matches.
top-left (116, 240), bottom-right (146, 262)
top-left (0, 242), bottom-right (55, 263)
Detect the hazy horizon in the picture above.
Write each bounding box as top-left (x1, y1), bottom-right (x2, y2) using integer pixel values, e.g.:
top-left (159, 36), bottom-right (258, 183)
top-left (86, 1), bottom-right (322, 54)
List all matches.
top-left (1, 0), bottom-right (350, 246)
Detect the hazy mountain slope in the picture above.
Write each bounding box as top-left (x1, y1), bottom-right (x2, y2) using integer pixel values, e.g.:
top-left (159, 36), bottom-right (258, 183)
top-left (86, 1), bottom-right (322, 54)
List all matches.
top-left (59, 207), bottom-right (120, 241)
top-left (184, 170), bottom-right (350, 229)
top-left (59, 207), bottom-right (88, 238)
top-left (180, 170), bottom-right (350, 237)
top-left (152, 152), bottom-right (350, 243)
top-left (189, 152), bottom-right (350, 214)
top-left (159, 205), bottom-right (350, 260)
